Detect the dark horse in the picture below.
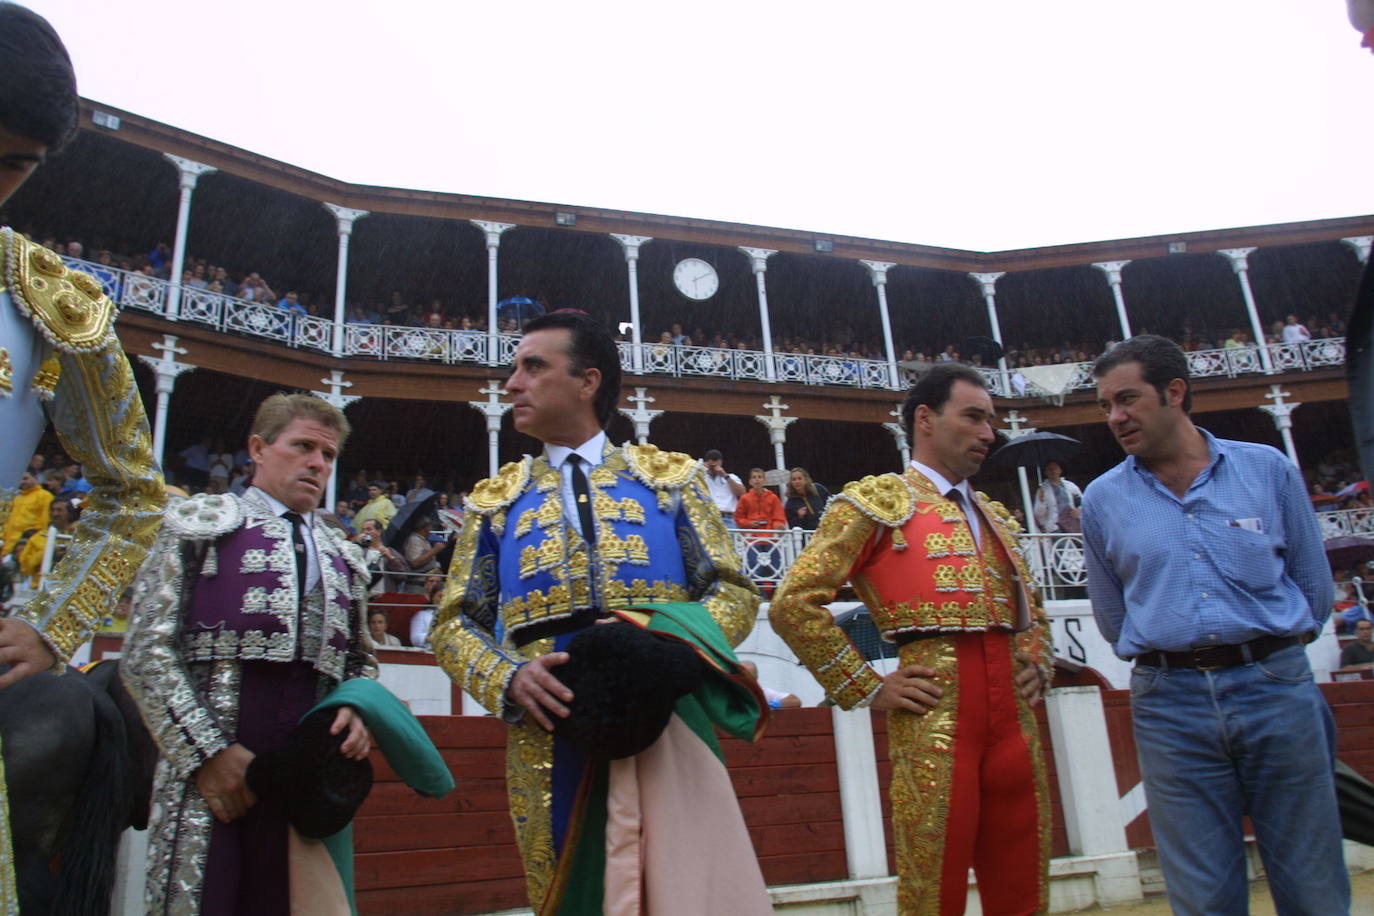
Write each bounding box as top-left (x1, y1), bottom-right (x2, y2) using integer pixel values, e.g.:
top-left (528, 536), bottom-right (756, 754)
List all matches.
top-left (1, 659), bottom-right (158, 915)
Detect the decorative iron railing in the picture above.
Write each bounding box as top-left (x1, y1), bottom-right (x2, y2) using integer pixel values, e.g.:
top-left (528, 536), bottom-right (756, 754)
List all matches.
top-left (78, 257), bottom-right (1347, 397)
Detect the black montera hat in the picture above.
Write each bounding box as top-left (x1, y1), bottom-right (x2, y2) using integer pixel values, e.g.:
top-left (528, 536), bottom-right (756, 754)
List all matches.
top-left (552, 622), bottom-right (706, 760)
top-left (246, 707), bottom-right (373, 839)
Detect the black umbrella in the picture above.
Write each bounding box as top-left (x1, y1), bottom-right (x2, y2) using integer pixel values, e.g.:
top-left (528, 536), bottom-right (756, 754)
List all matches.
top-left (963, 336), bottom-right (1004, 365)
top-left (1336, 759), bottom-right (1374, 846)
top-left (1326, 536), bottom-right (1374, 571)
top-left (383, 494), bottom-right (439, 551)
top-left (989, 431), bottom-right (1082, 470)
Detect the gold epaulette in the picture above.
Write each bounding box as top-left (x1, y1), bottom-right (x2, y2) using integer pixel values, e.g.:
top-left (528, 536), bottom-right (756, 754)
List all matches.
top-left (835, 473), bottom-right (916, 527)
top-left (978, 492), bottom-right (1022, 534)
top-left (163, 493), bottom-right (243, 540)
top-left (624, 443), bottom-right (698, 488)
top-left (3, 228), bottom-right (116, 352)
top-left (466, 457), bottom-right (532, 514)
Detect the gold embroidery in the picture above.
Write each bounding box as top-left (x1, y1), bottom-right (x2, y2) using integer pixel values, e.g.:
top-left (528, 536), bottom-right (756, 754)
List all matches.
top-left (933, 564), bottom-right (959, 592)
top-left (468, 458), bottom-right (531, 513)
top-left (3, 229), bottom-right (115, 351)
top-left (770, 498), bottom-right (885, 709)
top-left (959, 564), bottom-right (983, 593)
top-left (836, 473), bottom-right (915, 527)
top-left (591, 493), bottom-right (646, 525)
top-left (0, 347), bottom-right (10, 397)
top-left (29, 355), bottom-right (59, 401)
top-left (515, 508), bottom-right (537, 539)
top-left (948, 526), bottom-right (976, 557)
top-left (507, 708), bottom-right (556, 908)
top-left (889, 637), bottom-right (960, 916)
top-left (536, 497), bottom-right (562, 530)
top-left (924, 532), bottom-right (950, 558)
top-left (12, 336), bottom-right (165, 665)
top-left (518, 544), bottom-right (538, 579)
top-left (1007, 636), bottom-right (1053, 912)
top-left (623, 442), bottom-right (697, 487)
top-left (598, 532), bottom-right (649, 566)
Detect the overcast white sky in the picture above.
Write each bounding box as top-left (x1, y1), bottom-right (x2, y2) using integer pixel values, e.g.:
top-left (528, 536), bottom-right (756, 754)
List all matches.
top-left (24, 0), bottom-right (1374, 251)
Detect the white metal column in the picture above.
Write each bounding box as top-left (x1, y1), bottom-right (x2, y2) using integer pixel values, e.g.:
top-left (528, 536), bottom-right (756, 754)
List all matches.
top-left (472, 221), bottom-right (515, 364)
top-left (861, 260), bottom-right (899, 388)
top-left (1259, 384), bottom-right (1301, 467)
top-left (1218, 247), bottom-right (1274, 373)
top-left (310, 371), bottom-right (360, 509)
top-left (136, 334), bottom-right (195, 466)
top-left (1092, 260), bottom-right (1133, 340)
top-left (324, 204), bottom-right (368, 357)
top-left (740, 247), bottom-right (778, 381)
top-left (612, 234), bottom-right (652, 373)
top-left (162, 155), bottom-right (217, 321)
top-left (969, 271), bottom-right (1009, 393)
top-left (469, 382), bottom-right (512, 477)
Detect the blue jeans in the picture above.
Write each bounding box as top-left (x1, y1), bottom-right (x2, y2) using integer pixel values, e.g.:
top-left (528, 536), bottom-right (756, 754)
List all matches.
top-left (1131, 644), bottom-right (1349, 915)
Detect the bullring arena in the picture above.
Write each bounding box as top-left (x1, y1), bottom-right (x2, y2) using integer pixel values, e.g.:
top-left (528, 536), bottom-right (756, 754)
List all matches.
top-left (7, 94), bottom-right (1374, 914)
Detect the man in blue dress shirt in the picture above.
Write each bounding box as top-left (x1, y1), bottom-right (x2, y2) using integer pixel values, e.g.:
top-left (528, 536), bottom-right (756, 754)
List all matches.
top-left (1081, 335), bottom-right (1347, 915)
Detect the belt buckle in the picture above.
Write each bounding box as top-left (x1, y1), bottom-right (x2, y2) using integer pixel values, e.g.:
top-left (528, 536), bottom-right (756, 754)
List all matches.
top-left (1193, 648), bottom-right (1225, 671)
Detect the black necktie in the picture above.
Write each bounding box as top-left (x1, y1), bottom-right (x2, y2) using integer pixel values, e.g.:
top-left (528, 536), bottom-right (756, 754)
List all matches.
top-left (947, 488), bottom-right (980, 548)
top-left (567, 455), bottom-right (596, 543)
top-left (284, 511), bottom-right (307, 599)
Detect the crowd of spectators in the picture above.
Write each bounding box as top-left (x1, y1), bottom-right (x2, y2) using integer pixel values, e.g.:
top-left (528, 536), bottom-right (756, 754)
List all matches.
top-left (22, 232), bottom-right (1354, 374)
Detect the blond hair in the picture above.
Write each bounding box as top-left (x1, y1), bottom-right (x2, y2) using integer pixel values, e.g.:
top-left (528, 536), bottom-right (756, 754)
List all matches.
top-left (250, 393), bottom-right (351, 449)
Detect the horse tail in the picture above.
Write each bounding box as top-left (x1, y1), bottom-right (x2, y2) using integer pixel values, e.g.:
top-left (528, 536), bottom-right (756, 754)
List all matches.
top-left (52, 688), bottom-right (130, 916)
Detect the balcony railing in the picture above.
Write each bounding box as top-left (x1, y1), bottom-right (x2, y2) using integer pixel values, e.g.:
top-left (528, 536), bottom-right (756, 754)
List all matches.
top-left (80, 257), bottom-right (1348, 397)
top-left (1318, 507), bottom-right (1374, 539)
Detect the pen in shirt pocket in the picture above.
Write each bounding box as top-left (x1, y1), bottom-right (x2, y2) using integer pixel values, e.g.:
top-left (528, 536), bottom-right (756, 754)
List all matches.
top-left (1229, 517), bottom-right (1264, 533)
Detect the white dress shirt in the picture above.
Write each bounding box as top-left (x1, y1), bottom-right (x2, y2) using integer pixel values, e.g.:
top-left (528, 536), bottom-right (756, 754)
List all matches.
top-left (250, 486), bottom-right (322, 592)
top-left (910, 460), bottom-right (982, 549)
top-left (544, 430), bottom-right (608, 536)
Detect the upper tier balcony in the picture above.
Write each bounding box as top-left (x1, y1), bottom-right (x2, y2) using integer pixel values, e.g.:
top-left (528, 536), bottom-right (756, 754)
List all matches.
top-left (86, 256), bottom-right (1349, 401)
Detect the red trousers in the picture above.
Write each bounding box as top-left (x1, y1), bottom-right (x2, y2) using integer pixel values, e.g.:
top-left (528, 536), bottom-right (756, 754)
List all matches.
top-left (888, 631), bottom-right (1049, 916)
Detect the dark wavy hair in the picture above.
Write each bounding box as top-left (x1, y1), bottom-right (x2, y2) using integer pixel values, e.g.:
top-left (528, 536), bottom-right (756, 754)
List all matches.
top-left (1092, 334), bottom-right (1192, 413)
top-left (0, 4), bottom-right (79, 153)
top-left (521, 310), bottom-right (622, 427)
top-left (900, 363), bottom-right (987, 440)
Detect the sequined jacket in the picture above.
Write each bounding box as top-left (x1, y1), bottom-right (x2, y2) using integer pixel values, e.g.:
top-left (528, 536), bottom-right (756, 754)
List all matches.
top-left (0, 227), bottom-right (165, 667)
top-left (770, 467), bottom-right (1052, 709)
top-left (123, 490), bottom-right (377, 780)
top-left (431, 442), bottom-right (760, 714)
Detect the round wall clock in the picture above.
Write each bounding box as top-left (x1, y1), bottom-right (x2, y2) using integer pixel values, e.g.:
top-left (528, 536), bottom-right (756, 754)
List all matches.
top-left (673, 258), bottom-right (719, 301)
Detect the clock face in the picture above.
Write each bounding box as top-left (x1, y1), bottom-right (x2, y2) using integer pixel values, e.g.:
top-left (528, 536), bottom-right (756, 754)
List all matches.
top-left (673, 258), bottom-right (719, 301)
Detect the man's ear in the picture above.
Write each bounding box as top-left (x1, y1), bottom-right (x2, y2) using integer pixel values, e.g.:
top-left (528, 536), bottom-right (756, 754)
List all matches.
top-left (913, 404), bottom-right (933, 435)
top-left (581, 367), bottom-right (602, 402)
top-left (247, 434), bottom-right (266, 462)
top-left (1165, 378), bottom-right (1187, 408)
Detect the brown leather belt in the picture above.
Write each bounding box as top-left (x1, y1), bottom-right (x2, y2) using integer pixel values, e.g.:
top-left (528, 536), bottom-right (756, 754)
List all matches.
top-left (1132, 634), bottom-right (1301, 670)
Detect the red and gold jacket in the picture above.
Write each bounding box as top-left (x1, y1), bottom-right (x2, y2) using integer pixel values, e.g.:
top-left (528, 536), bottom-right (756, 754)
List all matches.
top-left (770, 466), bottom-right (1052, 709)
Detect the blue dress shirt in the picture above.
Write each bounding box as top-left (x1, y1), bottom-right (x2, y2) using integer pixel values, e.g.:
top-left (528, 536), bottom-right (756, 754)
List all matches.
top-left (1081, 429), bottom-right (1332, 659)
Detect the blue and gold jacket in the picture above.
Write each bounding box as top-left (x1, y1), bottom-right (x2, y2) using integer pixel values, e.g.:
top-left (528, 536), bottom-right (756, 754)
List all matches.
top-left (431, 442), bottom-right (759, 713)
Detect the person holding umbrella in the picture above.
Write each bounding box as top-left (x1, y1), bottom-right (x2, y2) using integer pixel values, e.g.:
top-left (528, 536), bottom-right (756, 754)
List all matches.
top-left (1032, 461), bottom-right (1083, 534)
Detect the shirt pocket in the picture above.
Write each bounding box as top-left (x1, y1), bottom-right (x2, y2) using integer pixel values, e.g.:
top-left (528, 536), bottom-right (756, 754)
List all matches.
top-left (1214, 524), bottom-right (1284, 593)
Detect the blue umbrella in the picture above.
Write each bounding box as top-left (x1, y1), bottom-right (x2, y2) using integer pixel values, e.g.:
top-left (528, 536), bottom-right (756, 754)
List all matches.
top-left (497, 296), bottom-right (544, 324)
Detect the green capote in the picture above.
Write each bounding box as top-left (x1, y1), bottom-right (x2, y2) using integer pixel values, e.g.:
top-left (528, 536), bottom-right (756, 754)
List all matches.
top-left (555, 601), bottom-right (768, 915)
top-left (306, 678), bottom-right (456, 915)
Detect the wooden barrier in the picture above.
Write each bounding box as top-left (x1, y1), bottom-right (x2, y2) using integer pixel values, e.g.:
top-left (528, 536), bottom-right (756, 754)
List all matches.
top-left (353, 708), bottom-right (850, 915)
top-left (351, 681), bottom-right (1374, 915)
